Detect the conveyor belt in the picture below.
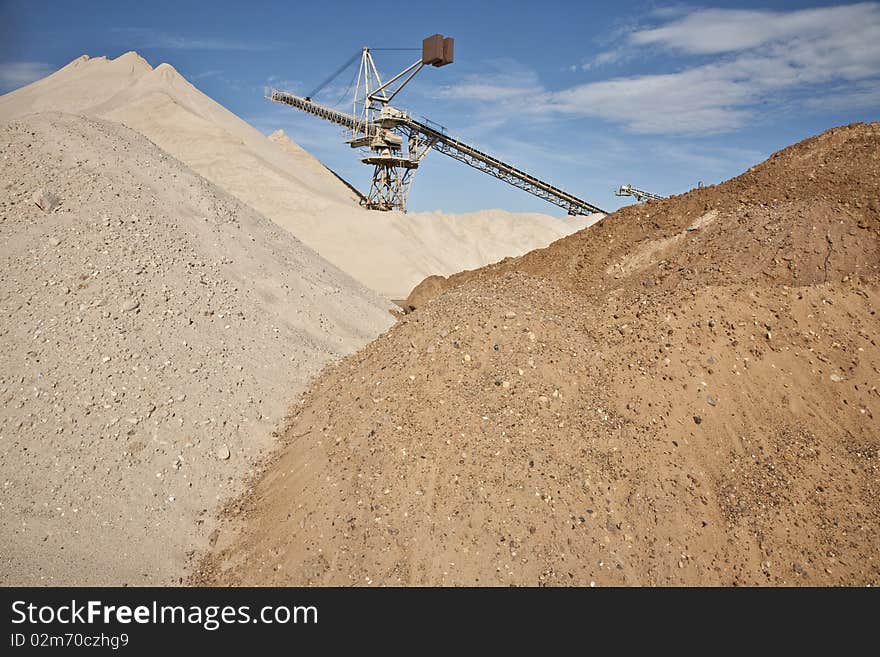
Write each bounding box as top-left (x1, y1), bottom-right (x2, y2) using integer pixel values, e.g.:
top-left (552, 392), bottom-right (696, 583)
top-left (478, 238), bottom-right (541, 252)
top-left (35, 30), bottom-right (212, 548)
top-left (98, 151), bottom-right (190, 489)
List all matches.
top-left (270, 89), bottom-right (604, 215)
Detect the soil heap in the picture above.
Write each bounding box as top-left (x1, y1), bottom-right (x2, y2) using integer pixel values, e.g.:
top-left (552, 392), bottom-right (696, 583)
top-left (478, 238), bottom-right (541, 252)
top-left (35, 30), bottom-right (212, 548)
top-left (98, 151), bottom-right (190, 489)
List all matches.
top-left (201, 123), bottom-right (880, 586)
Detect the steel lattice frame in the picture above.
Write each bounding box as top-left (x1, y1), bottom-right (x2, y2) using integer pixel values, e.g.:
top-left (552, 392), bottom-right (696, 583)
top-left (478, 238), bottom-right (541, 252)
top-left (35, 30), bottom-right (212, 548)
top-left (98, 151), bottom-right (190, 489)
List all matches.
top-left (269, 49), bottom-right (606, 216)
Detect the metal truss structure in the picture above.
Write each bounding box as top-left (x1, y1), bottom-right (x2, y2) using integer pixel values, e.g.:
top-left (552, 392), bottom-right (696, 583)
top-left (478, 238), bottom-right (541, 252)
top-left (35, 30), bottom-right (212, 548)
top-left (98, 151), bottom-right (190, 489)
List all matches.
top-left (269, 35), bottom-right (605, 216)
top-left (615, 184), bottom-right (665, 203)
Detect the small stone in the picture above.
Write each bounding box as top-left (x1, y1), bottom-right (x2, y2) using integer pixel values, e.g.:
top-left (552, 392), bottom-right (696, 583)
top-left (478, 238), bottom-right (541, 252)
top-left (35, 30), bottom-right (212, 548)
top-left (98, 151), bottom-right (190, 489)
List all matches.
top-left (830, 373), bottom-right (843, 382)
top-left (463, 354), bottom-right (471, 362)
top-left (706, 395), bottom-right (718, 407)
top-left (49, 237), bottom-right (62, 247)
top-left (216, 445), bottom-right (231, 460)
top-left (505, 311), bottom-right (517, 319)
top-left (33, 189), bottom-right (60, 212)
top-left (101, 356), bottom-right (111, 363)
top-left (693, 415), bottom-right (702, 425)
top-left (120, 298), bottom-right (139, 313)
top-left (538, 395), bottom-right (549, 404)
top-left (502, 381), bottom-right (510, 389)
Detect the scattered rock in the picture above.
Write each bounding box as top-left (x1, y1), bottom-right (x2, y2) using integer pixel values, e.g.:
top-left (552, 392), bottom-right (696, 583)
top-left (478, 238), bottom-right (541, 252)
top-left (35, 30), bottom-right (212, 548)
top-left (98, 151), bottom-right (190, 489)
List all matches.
top-left (216, 445), bottom-right (231, 461)
top-left (33, 189), bottom-right (60, 212)
top-left (693, 415), bottom-right (702, 425)
top-left (120, 298), bottom-right (140, 313)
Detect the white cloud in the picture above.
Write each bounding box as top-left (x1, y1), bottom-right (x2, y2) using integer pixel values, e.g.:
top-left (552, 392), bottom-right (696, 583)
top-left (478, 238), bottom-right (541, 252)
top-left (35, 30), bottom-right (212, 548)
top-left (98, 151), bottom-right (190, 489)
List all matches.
top-left (0, 61), bottom-right (52, 91)
top-left (190, 70), bottom-right (224, 81)
top-left (629, 4), bottom-right (878, 55)
top-left (431, 65), bottom-right (543, 103)
top-left (547, 67), bottom-right (754, 134)
top-left (803, 80), bottom-right (880, 111)
top-left (580, 50), bottom-right (625, 70)
top-left (550, 3), bottom-right (880, 134)
top-left (442, 5), bottom-right (880, 135)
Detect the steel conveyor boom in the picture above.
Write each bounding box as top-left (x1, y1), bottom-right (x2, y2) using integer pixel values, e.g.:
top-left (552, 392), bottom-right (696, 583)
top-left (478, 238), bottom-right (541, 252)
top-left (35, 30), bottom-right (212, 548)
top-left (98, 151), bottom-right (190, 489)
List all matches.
top-left (269, 89), bottom-right (604, 215)
top-left (406, 118), bottom-right (604, 215)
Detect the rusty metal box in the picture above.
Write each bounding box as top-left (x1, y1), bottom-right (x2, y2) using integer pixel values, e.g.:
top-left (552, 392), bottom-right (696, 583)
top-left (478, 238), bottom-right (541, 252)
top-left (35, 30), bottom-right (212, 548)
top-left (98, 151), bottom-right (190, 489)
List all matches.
top-left (422, 34), bottom-right (445, 65)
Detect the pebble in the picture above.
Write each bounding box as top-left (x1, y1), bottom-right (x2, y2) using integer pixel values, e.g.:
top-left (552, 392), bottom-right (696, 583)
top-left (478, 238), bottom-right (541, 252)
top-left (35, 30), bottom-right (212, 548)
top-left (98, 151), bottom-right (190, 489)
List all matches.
top-left (49, 237), bottom-right (62, 247)
top-left (505, 311), bottom-right (517, 319)
top-left (706, 395), bottom-right (718, 406)
top-left (216, 445), bottom-right (231, 460)
top-left (693, 415), bottom-right (702, 425)
top-left (121, 298), bottom-right (140, 312)
top-left (33, 188), bottom-right (60, 212)
top-left (830, 373), bottom-right (843, 382)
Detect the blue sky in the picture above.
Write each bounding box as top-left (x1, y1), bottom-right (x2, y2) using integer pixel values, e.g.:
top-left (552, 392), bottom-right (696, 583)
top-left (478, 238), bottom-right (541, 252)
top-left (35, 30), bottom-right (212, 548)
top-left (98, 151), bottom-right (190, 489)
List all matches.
top-left (2, 0), bottom-right (878, 214)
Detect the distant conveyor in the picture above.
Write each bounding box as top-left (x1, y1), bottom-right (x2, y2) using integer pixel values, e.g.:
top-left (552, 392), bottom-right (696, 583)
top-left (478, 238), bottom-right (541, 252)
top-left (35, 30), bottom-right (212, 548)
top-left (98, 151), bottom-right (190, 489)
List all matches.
top-left (270, 90), bottom-right (605, 216)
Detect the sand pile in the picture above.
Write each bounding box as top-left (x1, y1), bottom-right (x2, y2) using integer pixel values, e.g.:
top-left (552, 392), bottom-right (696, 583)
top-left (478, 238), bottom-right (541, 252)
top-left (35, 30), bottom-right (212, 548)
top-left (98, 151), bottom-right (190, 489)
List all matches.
top-left (200, 123), bottom-right (879, 586)
top-left (0, 52), bottom-right (596, 298)
top-left (0, 112), bottom-right (393, 585)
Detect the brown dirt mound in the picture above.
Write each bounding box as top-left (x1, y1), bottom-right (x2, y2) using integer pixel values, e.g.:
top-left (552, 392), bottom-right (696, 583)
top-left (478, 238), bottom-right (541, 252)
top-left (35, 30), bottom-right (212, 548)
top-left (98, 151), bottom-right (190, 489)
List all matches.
top-left (198, 123), bottom-right (880, 586)
top-left (406, 122), bottom-right (880, 309)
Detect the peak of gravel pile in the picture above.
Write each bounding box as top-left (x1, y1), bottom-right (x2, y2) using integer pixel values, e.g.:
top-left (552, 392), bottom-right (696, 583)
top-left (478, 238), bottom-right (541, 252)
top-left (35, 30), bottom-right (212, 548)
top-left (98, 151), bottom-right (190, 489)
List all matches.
top-left (0, 112), bottom-right (393, 585)
top-left (201, 124), bottom-right (879, 586)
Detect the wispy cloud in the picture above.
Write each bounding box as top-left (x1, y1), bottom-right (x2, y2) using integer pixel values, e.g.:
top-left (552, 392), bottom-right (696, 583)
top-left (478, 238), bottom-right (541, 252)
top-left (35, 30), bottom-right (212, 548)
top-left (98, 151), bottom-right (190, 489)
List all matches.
top-left (803, 80), bottom-right (880, 112)
top-left (552, 3), bottom-right (880, 134)
top-left (189, 69), bottom-right (224, 81)
top-left (110, 28), bottom-right (281, 51)
top-left (0, 61), bottom-right (52, 91)
top-left (629, 5), bottom-right (873, 55)
top-left (440, 4), bottom-right (880, 136)
top-left (431, 62), bottom-right (543, 102)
